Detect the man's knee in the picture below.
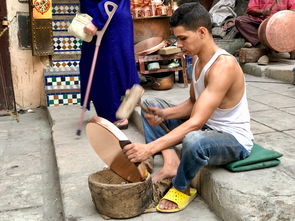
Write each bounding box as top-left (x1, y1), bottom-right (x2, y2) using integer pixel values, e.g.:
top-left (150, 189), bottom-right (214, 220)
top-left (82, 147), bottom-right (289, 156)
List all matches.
top-left (182, 131), bottom-right (207, 157)
top-left (142, 97), bottom-right (162, 108)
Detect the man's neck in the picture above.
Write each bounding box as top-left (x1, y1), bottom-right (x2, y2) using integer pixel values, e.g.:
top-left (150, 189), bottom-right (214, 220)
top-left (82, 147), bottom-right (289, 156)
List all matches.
top-left (197, 39), bottom-right (220, 65)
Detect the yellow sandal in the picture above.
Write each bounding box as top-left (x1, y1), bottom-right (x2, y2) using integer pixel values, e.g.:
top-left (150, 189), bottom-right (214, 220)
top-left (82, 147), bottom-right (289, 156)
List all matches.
top-left (156, 187), bottom-right (197, 213)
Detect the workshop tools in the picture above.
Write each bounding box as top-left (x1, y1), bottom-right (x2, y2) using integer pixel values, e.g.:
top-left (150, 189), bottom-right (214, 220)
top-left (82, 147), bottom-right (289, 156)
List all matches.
top-left (76, 1), bottom-right (118, 136)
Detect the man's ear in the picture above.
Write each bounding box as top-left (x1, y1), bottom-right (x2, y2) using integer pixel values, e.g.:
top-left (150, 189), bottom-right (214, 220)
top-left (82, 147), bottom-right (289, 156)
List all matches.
top-left (197, 26), bottom-right (207, 39)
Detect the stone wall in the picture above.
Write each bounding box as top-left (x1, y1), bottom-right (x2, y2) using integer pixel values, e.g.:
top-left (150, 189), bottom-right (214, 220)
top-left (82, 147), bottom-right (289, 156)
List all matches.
top-left (6, 0), bottom-right (48, 109)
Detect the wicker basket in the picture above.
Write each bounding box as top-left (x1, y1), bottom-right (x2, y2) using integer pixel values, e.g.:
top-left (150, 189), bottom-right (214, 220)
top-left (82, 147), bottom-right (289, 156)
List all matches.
top-left (88, 169), bottom-right (153, 219)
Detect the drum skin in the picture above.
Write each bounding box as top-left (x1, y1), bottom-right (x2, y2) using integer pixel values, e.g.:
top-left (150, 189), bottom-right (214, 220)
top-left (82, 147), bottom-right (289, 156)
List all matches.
top-left (258, 10), bottom-right (295, 52)
top-left (86, 116), bottom-right (146, 182)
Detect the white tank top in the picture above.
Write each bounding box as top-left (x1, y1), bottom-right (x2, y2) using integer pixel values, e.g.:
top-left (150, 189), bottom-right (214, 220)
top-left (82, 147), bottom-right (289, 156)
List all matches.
top-left (192, 49), bottom-right (254, 152)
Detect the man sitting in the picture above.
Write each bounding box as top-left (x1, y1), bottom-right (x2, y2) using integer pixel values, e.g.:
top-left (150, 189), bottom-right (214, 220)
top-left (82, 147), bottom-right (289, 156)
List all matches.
top-left (123, 2), bottom-right (254, 213)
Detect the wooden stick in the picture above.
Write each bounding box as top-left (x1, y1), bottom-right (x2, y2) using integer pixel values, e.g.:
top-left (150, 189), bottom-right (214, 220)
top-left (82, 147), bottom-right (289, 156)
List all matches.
top-left (139, 103), bottom-right (170, 133)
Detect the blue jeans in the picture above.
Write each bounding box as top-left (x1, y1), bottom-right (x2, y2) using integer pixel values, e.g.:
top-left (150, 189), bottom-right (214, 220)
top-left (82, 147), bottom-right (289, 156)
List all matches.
top-left (142, 98), bottom-right (249, 191)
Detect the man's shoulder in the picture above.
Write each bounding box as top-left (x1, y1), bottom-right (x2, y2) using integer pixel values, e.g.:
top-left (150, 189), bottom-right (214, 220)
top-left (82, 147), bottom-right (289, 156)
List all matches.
top-left (207, 54), bottom-right (243, 83)
top-left (213, 54), bottom-right (239, 72)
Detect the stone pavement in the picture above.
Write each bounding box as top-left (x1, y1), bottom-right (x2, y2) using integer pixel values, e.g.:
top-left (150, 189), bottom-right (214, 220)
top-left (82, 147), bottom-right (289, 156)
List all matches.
top-left (0, 108), bottom-right (63, 221)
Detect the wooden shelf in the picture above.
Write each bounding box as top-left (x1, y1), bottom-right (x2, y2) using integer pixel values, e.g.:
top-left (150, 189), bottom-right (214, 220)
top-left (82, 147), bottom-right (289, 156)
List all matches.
top-left (139, 67), bottom-right (183, 75)
top-left (136, 53), bottom-right (188, 87)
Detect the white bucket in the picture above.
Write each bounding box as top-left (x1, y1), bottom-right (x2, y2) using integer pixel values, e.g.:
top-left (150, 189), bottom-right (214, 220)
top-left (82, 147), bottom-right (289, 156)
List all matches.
top-left (68, 13), bottom-right (94, 42)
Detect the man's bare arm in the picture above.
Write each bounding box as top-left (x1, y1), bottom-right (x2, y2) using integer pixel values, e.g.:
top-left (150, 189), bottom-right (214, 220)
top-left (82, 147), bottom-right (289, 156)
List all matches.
top-left (162, 84), bottom-right (195, 120)
top-left (145, 56), bottom-right (236, 156)
top-left (247, 8), bottom-right (271, 17)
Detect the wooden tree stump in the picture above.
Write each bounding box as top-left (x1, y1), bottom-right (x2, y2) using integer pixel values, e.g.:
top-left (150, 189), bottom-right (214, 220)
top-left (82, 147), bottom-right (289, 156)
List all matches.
top-left (88, 169), bottom-right (153, 219)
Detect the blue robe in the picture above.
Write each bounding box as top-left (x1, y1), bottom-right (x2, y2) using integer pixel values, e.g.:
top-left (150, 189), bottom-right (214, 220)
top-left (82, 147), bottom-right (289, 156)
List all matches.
top-left (79, 0), bottom-right (139, 122)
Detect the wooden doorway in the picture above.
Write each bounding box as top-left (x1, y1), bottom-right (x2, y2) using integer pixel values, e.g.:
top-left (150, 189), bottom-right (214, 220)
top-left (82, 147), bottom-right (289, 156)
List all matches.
top-left (0, 0), bottom-right (16, 113)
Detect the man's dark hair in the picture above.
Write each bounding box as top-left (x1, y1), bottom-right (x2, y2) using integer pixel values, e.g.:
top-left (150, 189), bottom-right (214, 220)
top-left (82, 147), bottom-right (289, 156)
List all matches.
top-left (170, 2), bottom-right (212, 33)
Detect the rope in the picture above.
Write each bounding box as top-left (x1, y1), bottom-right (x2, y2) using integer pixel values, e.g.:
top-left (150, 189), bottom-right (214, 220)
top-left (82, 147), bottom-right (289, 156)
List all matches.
top-left (0, 26), bottom-right (8, 38)
top-left (0, 15), bottom-right (17, 38)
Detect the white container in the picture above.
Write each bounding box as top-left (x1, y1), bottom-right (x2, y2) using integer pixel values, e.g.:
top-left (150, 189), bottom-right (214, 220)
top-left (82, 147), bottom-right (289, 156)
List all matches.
top-left (147, 62), bottom-right (160, 71)
top-left (68, 13), bottom-right (93, 42)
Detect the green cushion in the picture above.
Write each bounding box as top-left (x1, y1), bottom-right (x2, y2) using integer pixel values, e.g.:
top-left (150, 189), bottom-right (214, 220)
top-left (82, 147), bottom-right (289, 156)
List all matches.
top-left (225, 143), bottom-right (283, 172)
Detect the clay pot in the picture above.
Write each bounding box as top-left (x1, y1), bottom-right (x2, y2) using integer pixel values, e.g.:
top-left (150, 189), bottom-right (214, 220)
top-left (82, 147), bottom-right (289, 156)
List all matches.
top-left (258, 10), bottom-right (295, 52)
top-left (151, 72), bottom-right (174, 90)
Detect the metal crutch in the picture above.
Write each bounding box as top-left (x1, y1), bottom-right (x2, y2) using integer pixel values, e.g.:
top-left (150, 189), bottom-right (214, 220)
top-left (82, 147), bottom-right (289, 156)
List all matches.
top-left (76, 1), bottom-right (118, 136)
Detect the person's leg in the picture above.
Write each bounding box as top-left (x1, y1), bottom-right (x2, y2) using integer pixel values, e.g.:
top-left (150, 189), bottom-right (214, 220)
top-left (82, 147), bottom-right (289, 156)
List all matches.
top-left (142, 97), bottom-right (184, 182)
top-left (159, 129), bottom-right (249, 210)
top-left (235, 15), bottom-right (262, 46)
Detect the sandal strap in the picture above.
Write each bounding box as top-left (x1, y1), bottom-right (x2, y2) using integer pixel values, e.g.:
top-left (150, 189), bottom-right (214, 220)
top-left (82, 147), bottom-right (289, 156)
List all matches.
top-left (161, 188), bottom-right (191, 209)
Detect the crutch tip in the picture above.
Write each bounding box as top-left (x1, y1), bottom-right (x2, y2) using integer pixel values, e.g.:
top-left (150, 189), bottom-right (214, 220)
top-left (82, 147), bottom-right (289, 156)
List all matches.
top-left (76, 129), bottom-right (81, 136)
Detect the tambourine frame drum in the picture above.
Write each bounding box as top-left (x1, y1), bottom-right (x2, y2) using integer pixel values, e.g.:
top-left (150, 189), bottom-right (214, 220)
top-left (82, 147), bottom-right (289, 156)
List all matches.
top-left (258, 10), bottom-right (295, 53)
top-left (86, 116), bottom-right (146, 183)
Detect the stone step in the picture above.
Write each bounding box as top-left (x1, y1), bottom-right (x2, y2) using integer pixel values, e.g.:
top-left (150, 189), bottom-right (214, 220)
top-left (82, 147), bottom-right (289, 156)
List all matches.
top-left (241, 58), bottom-right (295, 84)
top-left (47, 105), bottom-right (220, 220)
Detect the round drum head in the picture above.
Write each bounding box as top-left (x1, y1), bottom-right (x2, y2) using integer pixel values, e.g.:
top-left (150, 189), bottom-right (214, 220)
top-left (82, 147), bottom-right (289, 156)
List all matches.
top-left (86, 116), bottom-right (145, 183)
top-left (86, 118), bottom-right (124, 166)
top-left (259, 10), bottom-right (295, 52)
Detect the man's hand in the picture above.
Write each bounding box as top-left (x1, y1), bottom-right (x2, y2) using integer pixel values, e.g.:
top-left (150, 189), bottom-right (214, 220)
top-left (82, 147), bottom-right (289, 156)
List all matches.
top-left (262, 8), bottom-right (271, 17)
top-left (144, 106), bottom-right (165, 126)
top-left (84, 21), bottom-right (97, 36)
top-left (123, 143), bottom-right (152, 163)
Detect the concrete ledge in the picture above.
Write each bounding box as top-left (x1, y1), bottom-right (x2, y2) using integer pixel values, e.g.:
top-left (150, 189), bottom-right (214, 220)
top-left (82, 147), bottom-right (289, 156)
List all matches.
top-left (241, 59), bottom-right (295, 84)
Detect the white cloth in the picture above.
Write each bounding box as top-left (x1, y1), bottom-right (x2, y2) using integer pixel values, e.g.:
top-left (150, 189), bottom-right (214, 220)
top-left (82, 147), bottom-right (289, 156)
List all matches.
top-left (209, 0), bottom-right (236, 26)
top-left (192, 49), bottom-right (254, 151)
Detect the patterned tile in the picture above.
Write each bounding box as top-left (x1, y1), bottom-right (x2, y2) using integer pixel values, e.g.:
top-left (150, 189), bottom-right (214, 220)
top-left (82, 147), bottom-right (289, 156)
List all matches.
top-left (46, 93), bottom-right (81, 106)
top-left (49, 60), bottom-right (80, 72)
top-left (52, 4), bottom-right (79, 16)
top-left (45, 75), bottom-right (80, 86)
top-left (44, 2), bottom-right (82, 107)
top-left (52, 19), bottom-right (72, 32)
top-left (53, 36), bottom-right (82, 52)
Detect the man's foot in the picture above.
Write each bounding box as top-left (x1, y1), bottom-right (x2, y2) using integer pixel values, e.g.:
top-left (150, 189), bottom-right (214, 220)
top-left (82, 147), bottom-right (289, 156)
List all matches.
top-left (158, 188), bottom-right (190, 210)
top-left (156, 187), bottom-right (197, 213)
top-left (152, 166), bottom-right (178, 183)
top-left (113, 119), bottom-right (128, 130)
top-left (152, 149), bottom-right (180, 182)
top-left (244, 42), bottom-right (253, 48)
top-left (257, 55), bottom-right (269, 65)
